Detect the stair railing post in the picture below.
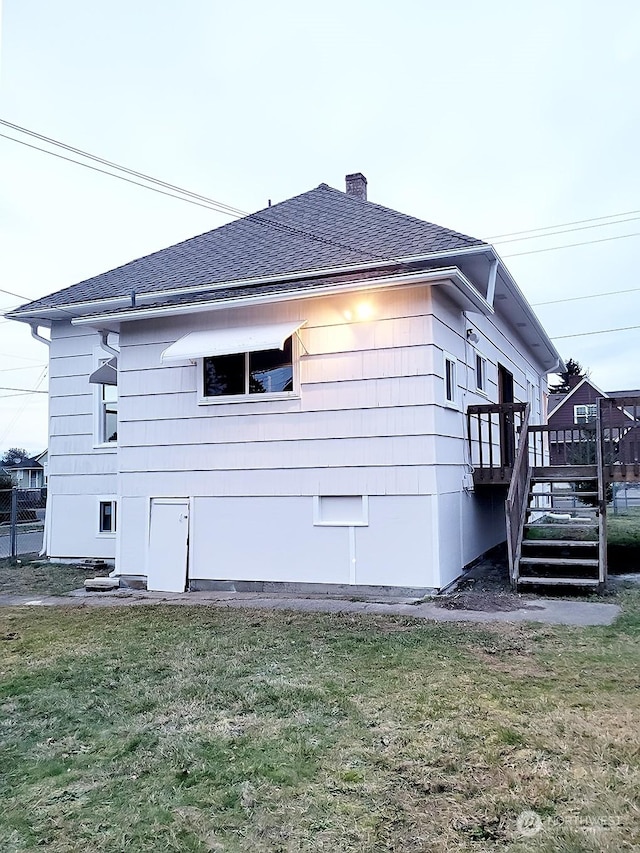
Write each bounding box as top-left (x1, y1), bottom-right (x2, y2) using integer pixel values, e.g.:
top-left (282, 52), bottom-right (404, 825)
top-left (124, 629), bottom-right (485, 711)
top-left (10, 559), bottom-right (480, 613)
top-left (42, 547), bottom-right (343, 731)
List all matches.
top-left (10, 487), bottom-right (18, 559)
top-left (596, 398), bottom-right (607, 586)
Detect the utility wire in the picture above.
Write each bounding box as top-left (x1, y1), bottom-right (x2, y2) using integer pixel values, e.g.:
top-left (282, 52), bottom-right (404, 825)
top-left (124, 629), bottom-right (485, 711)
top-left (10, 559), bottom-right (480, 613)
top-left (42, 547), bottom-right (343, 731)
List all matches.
top-left (0, 132), bottom-right (246, 218)
top-left (0, 366), bottom-right (48, 445)
top-left (502, 231), bottom-right (640, 258)
top-left (0, 118), bottom-right (248, 216)
top-left (551, 324), bottom-right (640, 340)
top-left (532, 286), bottom-right (640, 307)
top-left (0, 364), bottom-right (47, 373)
top-left (0, 385), bottom-right (48, 393)
top-left (487, 209), bottom-right (640, 240)
top-left (491, 214), bottom-right (640, 245)
top-left (0, 285), bottom-right (32, 301)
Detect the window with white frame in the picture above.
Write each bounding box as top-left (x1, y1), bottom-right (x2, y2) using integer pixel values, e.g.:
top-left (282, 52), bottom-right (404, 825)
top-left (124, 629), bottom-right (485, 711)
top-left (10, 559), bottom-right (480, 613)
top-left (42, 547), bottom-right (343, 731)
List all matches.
top-left (475, 353), bottom-right (487, 393)
top-left (574, 404), bottom-right (597, 424)
top-left (100, 381), bottom-right (118, 443)
top-left (98, 500), bottom-right (117, 534)
top-left (202, 337), bottom-right (295, 399)
top-left (444, 354), bottom-right (457, 404)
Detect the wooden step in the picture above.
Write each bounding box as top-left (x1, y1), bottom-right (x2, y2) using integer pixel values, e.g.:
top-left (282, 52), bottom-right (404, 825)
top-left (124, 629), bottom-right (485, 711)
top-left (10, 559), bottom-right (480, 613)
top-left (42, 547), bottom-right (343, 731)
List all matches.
top-left (525, 507), bottom-right (598, 516)
top-left (524, 521), bottom-right (599, 529)
top-left (531, 466), bottom-right (597, 481)
top-left (529, 490), bottom-right (598, 497)
top-left (517, 576), bottom-right (601, 586)
top-left (520, 556), bottom-right (599, 567)
top-left (523, 540), bottom-right (598, 547)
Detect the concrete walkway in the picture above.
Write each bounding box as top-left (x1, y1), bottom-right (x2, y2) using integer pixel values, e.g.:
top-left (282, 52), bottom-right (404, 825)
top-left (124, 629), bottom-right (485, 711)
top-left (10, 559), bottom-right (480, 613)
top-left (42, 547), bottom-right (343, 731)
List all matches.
top-left (0, 588), bottom-right (621, 626)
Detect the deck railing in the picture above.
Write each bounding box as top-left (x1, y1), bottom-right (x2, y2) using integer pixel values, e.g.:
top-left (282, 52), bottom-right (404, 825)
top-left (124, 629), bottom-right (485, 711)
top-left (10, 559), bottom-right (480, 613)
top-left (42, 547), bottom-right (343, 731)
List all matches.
top-left (469, 397), bottom-right (640, 484)
top-left (467, 403), bottom-right (527, 482)
top-left (505, 403), bottom-right (531, 586)
top-left (528, 425), bottom-right (597, 468)
top-left (599, 396), bottom-right (640, 480)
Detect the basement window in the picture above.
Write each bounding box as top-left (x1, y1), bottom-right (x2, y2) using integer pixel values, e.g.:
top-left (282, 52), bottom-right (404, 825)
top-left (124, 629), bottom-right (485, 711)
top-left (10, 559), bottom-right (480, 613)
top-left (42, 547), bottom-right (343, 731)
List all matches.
top-left (98, 500), bottom-right (117, 534)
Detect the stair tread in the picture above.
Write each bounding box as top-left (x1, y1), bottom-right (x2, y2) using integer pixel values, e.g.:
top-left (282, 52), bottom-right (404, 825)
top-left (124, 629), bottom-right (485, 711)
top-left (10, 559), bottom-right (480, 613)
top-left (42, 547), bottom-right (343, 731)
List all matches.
top-left (529, 490), bottom-right (598, 497)
top-left (524, 521), bottom-right (599, 528)
top-left (522, 540), bottom-right (598, 547)
top-left (517, 576), bottom-right (601, 586)
top-left (520, 556), bottom-right (599, 567)
top-left (527, 506), bottom-right (599, 516)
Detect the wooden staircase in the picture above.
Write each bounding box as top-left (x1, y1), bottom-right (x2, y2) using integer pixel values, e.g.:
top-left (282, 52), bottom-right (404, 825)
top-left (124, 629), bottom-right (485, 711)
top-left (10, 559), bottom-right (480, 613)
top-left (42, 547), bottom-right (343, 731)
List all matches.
top-left (468, 395), bottom-right (640, 592)
top-left (515, 467), bottom-right (605, 591)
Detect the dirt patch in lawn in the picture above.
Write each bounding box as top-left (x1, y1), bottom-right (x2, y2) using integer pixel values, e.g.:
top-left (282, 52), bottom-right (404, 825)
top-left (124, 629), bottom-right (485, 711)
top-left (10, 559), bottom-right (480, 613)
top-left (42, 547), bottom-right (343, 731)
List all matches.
top-left (435, 549), bottom-right (545, 612)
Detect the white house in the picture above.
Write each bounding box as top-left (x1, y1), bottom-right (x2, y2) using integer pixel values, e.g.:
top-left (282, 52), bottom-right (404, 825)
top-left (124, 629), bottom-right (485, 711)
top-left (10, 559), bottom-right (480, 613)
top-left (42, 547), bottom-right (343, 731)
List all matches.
top-left (7, 174), bottom-right (561, 593)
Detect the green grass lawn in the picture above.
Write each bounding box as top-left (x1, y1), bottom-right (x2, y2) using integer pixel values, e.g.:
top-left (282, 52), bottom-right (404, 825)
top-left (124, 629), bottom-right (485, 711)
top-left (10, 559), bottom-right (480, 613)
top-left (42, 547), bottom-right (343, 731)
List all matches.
top-left (0, 560), bottom-right (110, 597)
top-left (1, 598), bottom-right (639, 852)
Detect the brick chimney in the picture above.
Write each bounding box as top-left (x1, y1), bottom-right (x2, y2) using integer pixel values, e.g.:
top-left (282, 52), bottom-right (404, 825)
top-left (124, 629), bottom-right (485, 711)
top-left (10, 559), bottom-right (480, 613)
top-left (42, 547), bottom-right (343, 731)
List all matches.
top-left (345, 173), bottom-right (367, 201)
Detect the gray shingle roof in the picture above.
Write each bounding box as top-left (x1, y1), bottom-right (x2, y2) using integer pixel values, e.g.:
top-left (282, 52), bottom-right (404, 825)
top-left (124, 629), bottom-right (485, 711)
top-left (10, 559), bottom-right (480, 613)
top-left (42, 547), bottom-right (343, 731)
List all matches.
top-left (12, 182), bottom-right (484, 314)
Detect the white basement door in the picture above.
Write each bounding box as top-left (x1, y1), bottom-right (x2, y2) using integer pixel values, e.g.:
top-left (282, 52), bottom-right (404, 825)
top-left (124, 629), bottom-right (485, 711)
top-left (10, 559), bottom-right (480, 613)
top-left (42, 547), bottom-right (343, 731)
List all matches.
top-left (147, 498), bottom-right (189, 592)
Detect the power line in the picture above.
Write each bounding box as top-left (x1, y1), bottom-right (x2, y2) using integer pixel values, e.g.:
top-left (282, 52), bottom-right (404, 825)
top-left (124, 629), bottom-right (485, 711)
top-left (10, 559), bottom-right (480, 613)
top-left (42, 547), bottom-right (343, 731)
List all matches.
top-left (0, 367), bottom-right (48, 445)
top-left (503, 231), bottom-right (640, 258)
top-left (492, 214), bottom-right (640, 245)
top-left (0, 132), bottom-right (247, 218)
top-left (0, 352), bottom-right (46, 362)
top-left (0, 385), bottom-right (48, 393)
top-left (532, 286), bottom-right (640, 307)
top-left (0, 118), bottom-right (248, 217)
top-left (0, 285), bottom-right (32, 301)
top-left (487, 209), bottom-right (640, 240)
top-left (551, 324), bottom-right (640, 340)
top-left (0, 364), bottom-right (47, 373)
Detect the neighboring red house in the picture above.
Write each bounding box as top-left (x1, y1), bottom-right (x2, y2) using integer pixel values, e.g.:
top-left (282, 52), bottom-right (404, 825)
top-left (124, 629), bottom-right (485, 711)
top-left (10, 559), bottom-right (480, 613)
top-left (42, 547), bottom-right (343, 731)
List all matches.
top-left (547, 377), bottom-right (640, 465)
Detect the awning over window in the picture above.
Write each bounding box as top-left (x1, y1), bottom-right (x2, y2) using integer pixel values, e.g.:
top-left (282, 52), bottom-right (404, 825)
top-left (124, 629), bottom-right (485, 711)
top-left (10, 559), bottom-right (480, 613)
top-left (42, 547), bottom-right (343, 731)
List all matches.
top-left (88, 357), bottom-right (118, 386)
top-left (160, 320), bottom-right (306, 366)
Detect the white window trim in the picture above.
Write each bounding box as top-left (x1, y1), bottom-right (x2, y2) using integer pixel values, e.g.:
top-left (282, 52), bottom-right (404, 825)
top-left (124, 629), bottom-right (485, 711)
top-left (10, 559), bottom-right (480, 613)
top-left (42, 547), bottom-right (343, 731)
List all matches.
top-left (443, 351), bottom-right (459, 409)
top-left (313, 495), bottom-right (369, 527)
top-left (475, 352), bottom-right (488, 396)
top-left (574, 403), bottom-right (597, 424)
top-left (92, 346), bottom-right (118, 451)
top-left (197, 335), bottom-right (301, 405)
top-left (97, 496), bottom-right (117, 537)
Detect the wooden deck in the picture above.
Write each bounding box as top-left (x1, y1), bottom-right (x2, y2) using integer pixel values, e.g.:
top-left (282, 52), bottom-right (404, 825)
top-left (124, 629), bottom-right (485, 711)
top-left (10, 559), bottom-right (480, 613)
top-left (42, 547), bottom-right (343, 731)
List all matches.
top-left (467, 396), bottom-right (640, 591)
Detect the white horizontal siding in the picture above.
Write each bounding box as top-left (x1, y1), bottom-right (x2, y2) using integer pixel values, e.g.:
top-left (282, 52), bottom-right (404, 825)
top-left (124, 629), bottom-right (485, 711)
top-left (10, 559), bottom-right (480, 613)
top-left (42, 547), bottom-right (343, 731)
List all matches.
top-left (48, 472), bottom-right (118, 495)
top-left (119, 404), bottom-right (452, 446)
top-left (118, 465), bottom-right (431, 498)
top-left (46, 322), bottom-right (118, 559)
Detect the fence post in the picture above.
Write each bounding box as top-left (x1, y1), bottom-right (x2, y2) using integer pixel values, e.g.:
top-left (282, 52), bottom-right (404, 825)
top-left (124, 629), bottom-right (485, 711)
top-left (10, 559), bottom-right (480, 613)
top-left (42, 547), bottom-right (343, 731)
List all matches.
top-left (10, 488), bottom-right (18, 558)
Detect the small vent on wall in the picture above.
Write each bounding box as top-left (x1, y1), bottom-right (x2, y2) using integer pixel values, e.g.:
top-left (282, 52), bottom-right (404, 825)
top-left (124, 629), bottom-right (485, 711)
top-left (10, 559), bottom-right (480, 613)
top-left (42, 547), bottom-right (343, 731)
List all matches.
top-left (314, 496), bottom-right (369, 526)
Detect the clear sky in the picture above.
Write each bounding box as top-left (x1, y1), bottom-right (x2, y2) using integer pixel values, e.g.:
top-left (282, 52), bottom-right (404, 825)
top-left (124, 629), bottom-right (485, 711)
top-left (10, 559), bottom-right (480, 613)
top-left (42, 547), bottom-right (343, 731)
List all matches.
top-left (1, 0), bottom-right (639, 454)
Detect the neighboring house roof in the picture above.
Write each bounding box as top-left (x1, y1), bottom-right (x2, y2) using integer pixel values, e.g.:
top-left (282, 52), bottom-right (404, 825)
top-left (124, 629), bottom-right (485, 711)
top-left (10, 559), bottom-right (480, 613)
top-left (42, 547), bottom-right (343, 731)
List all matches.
top-left (547, 376), bottom-right (608, 418)
top-left (548, 393), bottom-right (565, 412)
top-left (549, 383), bottom-right (640, 419)
top-left (8, 183), bottom-right (484, 314)
top-left (3, 457), bottom-right (43, 470)
top-left (607, 389), bottom-right (640, 398)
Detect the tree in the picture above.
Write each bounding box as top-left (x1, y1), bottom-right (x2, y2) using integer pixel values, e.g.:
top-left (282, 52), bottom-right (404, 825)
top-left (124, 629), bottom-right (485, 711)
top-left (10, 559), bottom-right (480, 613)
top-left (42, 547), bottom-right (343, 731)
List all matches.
top-left (548, 358), bottom-right (585, 395)
top-left (0, 447), bottom-right (29, 466)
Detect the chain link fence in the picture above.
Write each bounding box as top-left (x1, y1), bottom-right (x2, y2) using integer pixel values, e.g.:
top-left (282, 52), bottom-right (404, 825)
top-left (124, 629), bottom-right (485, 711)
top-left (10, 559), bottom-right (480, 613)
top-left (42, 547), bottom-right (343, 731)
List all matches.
top-left (0, 488), bottom-right (46, 559)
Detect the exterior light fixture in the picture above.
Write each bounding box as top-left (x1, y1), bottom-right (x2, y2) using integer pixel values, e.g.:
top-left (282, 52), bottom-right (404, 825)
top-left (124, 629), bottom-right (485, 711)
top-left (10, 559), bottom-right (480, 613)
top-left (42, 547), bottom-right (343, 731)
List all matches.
top-left (356, 302), bottom-right (373, 321)
top-left (466, 329), bottom-right (479, 344)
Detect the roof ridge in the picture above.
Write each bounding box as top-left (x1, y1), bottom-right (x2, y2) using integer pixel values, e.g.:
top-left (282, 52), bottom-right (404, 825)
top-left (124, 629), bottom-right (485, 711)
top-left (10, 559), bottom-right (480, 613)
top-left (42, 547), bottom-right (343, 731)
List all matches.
top-left (316, 182), bottom-right (484, 246)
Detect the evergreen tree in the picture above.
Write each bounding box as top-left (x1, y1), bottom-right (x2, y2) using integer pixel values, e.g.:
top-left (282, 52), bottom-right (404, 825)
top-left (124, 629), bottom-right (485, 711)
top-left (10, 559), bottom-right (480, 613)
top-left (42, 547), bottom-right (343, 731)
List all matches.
top-left (548, 358), bottom-right (584, 394)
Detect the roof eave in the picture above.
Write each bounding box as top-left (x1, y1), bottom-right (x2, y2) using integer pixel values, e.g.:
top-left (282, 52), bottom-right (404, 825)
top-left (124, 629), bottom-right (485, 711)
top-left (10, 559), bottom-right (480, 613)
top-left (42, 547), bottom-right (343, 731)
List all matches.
top-left (5, 244), bottom-right (492, 324)
top-left (71, 267), bottom-right (494, 328)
